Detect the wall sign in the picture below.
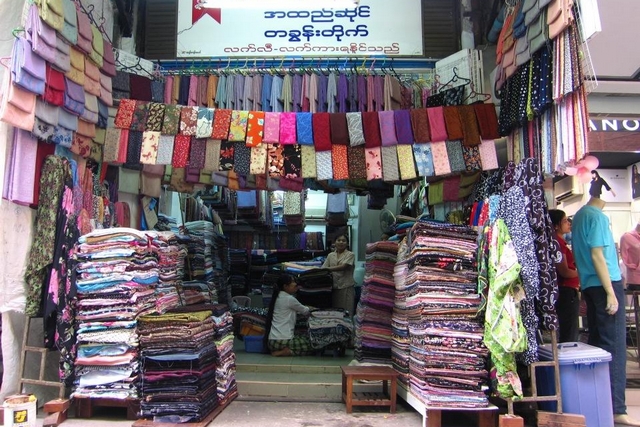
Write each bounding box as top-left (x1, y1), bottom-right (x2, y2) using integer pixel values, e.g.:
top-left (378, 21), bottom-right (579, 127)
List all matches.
top-left (176, 0), bottom-right (423, 58)
top-left (589, 119), bottom-right (640, 132)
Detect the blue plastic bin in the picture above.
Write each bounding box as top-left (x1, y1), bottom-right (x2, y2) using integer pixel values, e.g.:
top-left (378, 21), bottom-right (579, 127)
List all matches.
top-left (244, 335), bottom-right (265, 353)
top-left (537, 342), bottom-right (613, 427)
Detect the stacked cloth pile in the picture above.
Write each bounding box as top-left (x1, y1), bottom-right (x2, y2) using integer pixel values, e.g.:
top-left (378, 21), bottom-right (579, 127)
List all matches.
top-left (308, 309), bottom-right (353, 349)
top-left (138, 310), bottom-right (219, 423)
top-left (73, 228), bottom-right (159, 399)
top-left (354, 241), bottom-right (399, 364)
top-left (212, 231), bottom-right (231, 305)
top-left (211, 307), bottom-right (238, 406)
top-left (404, 220), bottom-right (489, 408)
top-left (392, 238), bottom-right (412, 385)
top-left (183, 221), bottom-right (215, 281)
top-left (229, 249), bottom-right (249, 296)
top-left (155, 213), bottom-right (180, 234)
top-left (295, 268), bottom-right (333, 309)
top-left (150, 231), bottom-right (188, 313)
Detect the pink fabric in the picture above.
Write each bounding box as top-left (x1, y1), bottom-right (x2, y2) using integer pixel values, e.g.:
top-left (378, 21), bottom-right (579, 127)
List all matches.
top-left (365, 147), bottom-right (383, 180)
top-left (0, 73), bottom-right (36, 132)
top-left (263, 112), bottom-right (281, 143)
top-left (430, 141), bottom-right (451, 176)
top-left (478, 139), bottom-right (499, 170)
top-left (164, 76), bottom-right (173, 104)
top-left (279, 112), bottom-right (297, 144)
top-left (378, 111), bottom-right (398, 146)
top-left (427, 106), bottom-right (448, 142)
top-left (117, 129), bottom-right (130, 164)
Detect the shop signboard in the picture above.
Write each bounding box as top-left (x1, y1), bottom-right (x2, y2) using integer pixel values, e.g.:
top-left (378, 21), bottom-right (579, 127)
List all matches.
top-left (176, 0), bottom-right (423, 58)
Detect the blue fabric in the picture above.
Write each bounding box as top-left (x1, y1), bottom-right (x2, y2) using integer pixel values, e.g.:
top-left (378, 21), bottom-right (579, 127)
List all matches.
top-left (572, 205), bottom-right (622, 289)
top-left (261, 74), bottom-right (273, 112)
top-left (296, 112), bottom-right (314, 145)
top-left (237, 190), bottom-right (257, 208)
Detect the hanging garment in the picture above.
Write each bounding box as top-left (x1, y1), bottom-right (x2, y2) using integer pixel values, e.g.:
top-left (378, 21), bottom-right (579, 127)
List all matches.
top-left (346, 112), bottom-right (365, 146)
top-left (413, 143), bottom-right (435, 177)
top-left (195, 107), bottom-right (214, 138)
top-left (228, 110), bottom-right (249, 142)
top-left (245, 111), bottom-right (265, 147)
top-left (329, 113), bottom-right (349, 145)
top-left (179, 106), bottom-right (198, 136)
top-left (312, 112), bottom-right (331, 151)
top-left (263, 112), bottom-right (281, 143)
top-left (279, 112), bottom-right (297, 144)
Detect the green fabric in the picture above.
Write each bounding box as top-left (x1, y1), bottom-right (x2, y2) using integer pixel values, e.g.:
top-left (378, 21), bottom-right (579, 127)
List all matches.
top-left (139, 311), bottom-right (212, 323)
top-left (483, 219), bottom-right (527, 399)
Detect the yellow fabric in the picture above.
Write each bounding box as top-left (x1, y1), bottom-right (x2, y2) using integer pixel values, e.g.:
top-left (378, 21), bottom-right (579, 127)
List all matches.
top-left (38, 0), bottom-right (63, 30)
top-left (89, 25), bottom-right (103, 68)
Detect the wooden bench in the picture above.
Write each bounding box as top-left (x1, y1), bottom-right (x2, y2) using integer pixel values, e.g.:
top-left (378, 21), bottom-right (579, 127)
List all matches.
top-left (341, 366), bottom-right (398, 414)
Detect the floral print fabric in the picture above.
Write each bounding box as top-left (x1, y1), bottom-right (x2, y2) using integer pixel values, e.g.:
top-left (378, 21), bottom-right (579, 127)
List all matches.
top-left (228, 110), bottom-right (249, 142)
top-left (301, 145), bottom-right (317, 178)
top-left (250, 144), bottom-right (268, 175)
top-left (219, 139), bottom-right (235, 171)
top-left (179, 106), bottom-right (198, 136)
top-left (365, 147), bottom-right (382, 180)
top-left (172, 135), bottom-right (191, 167)
top-left (282, 144), bottom-right (301, 178)
top-left (145, 102), bottom-right (165, 132)
top-left (267, 144), bottom-right (284, 177)
top-left (211, 108), bottom-right (232, 139)
top-left (114, 98), bottom-right (135, 129)
top-left (347, 146), bottom-right (367, 179)
top-left (196, 107), bottom-right (214, 138)
top-left (161, 104), bottom-right (181, 135)
top-left (331, 144), bottom-right (348, 180)
top-left (245, 111), bottom-right (265, 147)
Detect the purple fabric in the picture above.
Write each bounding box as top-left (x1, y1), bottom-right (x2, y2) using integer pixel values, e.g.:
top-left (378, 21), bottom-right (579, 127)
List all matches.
top-left (188, 75), bottom-right (198, 106)
top-left (3, 129), bottom-right (38, 205)
top-left (12, 37), bottom-right (46, 95)
top-left (337, 73), bottom-right (348, 113)
top-left (234, 74), bottom-right (244, 110)
top-left (349, 74), bottom-right (358, 112)
top-left (394, 110), bottom-right (414, 144)
top-left (357, 76), bottom-right (367, 112)
top-left (317, 74), bottom-right (328, 113)
top-left (378, 111), bottom-right (398, 146)
top-left (374, 75), bottom-right (384, 111)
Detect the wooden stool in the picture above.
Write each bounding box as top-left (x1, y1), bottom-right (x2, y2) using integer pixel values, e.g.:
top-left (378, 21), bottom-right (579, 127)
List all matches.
top-left (341, 366), bottom-right (398, 414)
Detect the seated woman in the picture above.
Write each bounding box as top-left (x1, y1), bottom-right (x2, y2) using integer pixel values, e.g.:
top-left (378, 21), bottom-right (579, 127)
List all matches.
top-left (265, 274), bottom-right (313, 357)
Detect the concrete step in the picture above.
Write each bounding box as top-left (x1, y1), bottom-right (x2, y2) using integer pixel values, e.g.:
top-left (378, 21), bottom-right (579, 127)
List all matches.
top-left (235, 363), bottom-right (381, 402)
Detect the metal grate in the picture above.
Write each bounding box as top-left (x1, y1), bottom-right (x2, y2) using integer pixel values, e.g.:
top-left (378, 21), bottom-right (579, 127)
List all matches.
top-left (435, 49), bottom-right (485, 104)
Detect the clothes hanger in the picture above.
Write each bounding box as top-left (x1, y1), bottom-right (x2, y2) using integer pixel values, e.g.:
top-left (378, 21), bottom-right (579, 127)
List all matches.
top-left (462, 81), bottom-right (492, 103)
top-left (438, 67), bottom-right (471, 92)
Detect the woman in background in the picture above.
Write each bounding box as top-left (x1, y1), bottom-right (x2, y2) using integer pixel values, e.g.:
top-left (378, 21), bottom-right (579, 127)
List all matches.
top-left (322, 234), bottom-right (356, 315)
top-left (590, 170), bottom-right (616, 199)
top-left (549, 209), bottom-right (581, 342)
top-left (265, 274), bottom-right (312, 357)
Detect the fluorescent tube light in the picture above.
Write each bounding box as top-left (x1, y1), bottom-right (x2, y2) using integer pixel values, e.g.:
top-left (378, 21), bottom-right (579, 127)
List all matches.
top-left (201, 0), bottom-right (360, 9)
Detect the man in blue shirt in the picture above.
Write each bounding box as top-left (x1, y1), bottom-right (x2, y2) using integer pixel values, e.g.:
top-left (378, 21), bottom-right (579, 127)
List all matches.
top-left (572, 197), bottom-right (640, 426)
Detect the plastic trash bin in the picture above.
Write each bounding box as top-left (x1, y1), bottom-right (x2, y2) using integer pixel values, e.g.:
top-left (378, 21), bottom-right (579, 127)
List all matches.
top-left (537, 342), bottom-right (613, 427)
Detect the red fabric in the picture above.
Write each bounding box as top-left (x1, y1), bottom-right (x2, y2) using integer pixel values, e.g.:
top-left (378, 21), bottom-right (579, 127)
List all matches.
top-left (44, 64), bottom-right (65, 106)
top-left (32, 141), bottom-right (56, 208)
top-left (211, 109), bottom-right (232, 139)
top-left (473, 103), bottom-right (500, 139)
top-left (362, 111), bottom-right (382, 148)
top-left (172, 135), bottom-right (192, 168)
top-left (312, 113), bottom-right (331, 151)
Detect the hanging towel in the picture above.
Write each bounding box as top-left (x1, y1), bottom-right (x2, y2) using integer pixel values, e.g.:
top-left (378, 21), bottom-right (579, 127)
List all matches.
top-left (211, 108), bottom-right (232, 139)
top-left (413, 143), bottom-right (435, 177)
top-left (312, 112), bottom-right (331, 151)
top-left (114, 99), bottom-right (136, 129)
top-left (443, 106), bottom-right (464, 140)
top-left (394, 110), bottom-right (414, 144)
top-left (410, 108), bottom-right (431, 143)
top-left (381, 145), bottom-right (399, 181)
top-left (473, 103), bottom-right (500, 139)
top-left (296, 112), bottom-right (313, 145)
top-left (315, 150), bottom-right (333, 180)
top-left (365, 146), bottom-right (383, 180)
top-left (397, 144), bottom-right (417, 180)
top-left (3, 129), bottom-right (37, 205)
top-left (130, 101), bottom-right (149, 132)
top-left (71, 134), bottom-right (92, 158)
top-left (458, 105), bottom-right (482, 147)
top-left (76, 118), bottom-right (96, 138)
top-left (329, 113), bottom-right (349, 145)
top-left (378, 111), bottom-right (398, 146)
top-left (63, 77), bottom-right (85, 116)
top-left (189, 138), bottom-right (207, 169)
top-left (431, 141), bottom-right (451, 176)
top-left (301, 145), bottom-right (316, 178)
top-left (279, 112), bottom-right (297, 144)
top-left (331, 144), bottom-right (349, 180)
top-left (80, 93), bottom-right (99, 124)
top-left (156, 135), bottom-right (175, 165)
top-left (179, 106), bottom-right (198, 136)
top-left (196, 107), bottom-right (214, 138)
top-left (39, 0), bottom-right (63, 30)
top-left (246, 111), bottom-right (265, 147)
top-left (250, 144), bottom-right (268, 174)
top-left (362, 111), bottom-right (382, 148)
top-left (427, 106), bottom-right (448, 142)
top-left (161, 104), bottom-right (181, 135)
top-left (445, 139), bottom-right (466, 173)
top-left (50, 126), bottom-right (73, 148)
top-left (263, 112), bottom-right (281, 143)
top-left (103, 128), bottom-right (121, 162)
top-left (478, 139), bottom-right (499, 170)
top-left (32, 117), bottom-right (54, 141)
top-left (347, 146), bottom-right (367, 179)
top-left (228, 110), bottom-right (249, 142)
top-left (346, 112), bottom-right (365, 146)
top-left (34, 97), bottom-right (58, 126)
top-left (140, 131), bottom-right (160, 164)
top-left (203, 139), bottom-right (221, 172)
top-left (172, 135), bottom-right (192, 168)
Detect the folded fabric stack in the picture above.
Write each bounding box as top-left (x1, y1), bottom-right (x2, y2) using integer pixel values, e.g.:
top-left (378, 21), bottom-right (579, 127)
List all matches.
top-left (138, 310), bottom-right (219, 422)
top-left (295, 268), bottom-right (333, 309)
top-left (155, 213), bottom-right (180, 234)
top-left (72, 228), bottom-right (159, 400)
top-left (308, 309), bottom-right (353, 349)
top-left (149, 230), bottom-right (188, 314)
top-left (180, 280), bottom-right (217, 306)
top-left (354, 241), bottom-right (398, 364)
top-left (404, 220), bottom-right (489, 408)
top-left (229, 249), bottom-right (249, 296)
top-left (183, 221), bottom-right (215, 282)
top-left (392, 238), bottom-right (412, 385)
top-left (211, 308), bottom-right (238, 406)
top-left (212, 229), bottom-right (232, 306)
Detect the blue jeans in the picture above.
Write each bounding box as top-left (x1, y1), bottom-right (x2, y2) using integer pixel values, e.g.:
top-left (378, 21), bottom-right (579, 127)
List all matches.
top-left (583, 280), bottom-right (626, 415)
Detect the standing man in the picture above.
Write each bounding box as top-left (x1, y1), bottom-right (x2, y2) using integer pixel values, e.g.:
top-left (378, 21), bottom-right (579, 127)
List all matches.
top-left (572, 197), bottom-right (640, 426)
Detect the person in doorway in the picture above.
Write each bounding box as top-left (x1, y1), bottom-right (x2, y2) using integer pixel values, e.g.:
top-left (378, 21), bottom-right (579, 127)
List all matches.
top-left (549, 209), bottom-right (580, 342)
top-left (572, 197), bottom-right (640, 426)
top-left (589, 170), bottom-right (616, 199)
top-left (620, 220), bottom-right (640, 291)
top-left (265, 274), bottom-right (312, 357)
top-left (322, 234), bottom-right (356, 315)
top-left (632, 165), bottom-right (640, 200)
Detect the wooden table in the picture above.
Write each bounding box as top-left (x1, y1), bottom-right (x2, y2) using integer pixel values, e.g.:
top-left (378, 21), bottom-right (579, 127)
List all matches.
top-left (341, 366), bottom-right (398, 414)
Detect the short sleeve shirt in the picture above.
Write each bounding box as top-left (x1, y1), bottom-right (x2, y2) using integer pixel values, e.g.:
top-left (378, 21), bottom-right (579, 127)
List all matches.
top-left (322, 250), bottom-right (355, 289)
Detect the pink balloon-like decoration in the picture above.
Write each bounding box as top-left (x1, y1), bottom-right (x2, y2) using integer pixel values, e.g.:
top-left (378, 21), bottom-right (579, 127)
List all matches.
top-left (582, 155), bottom-right (599, 171)
top-left (565, 167), bottom-right (578, 176)
top-left (577, 168), bottom-right (592, 184)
